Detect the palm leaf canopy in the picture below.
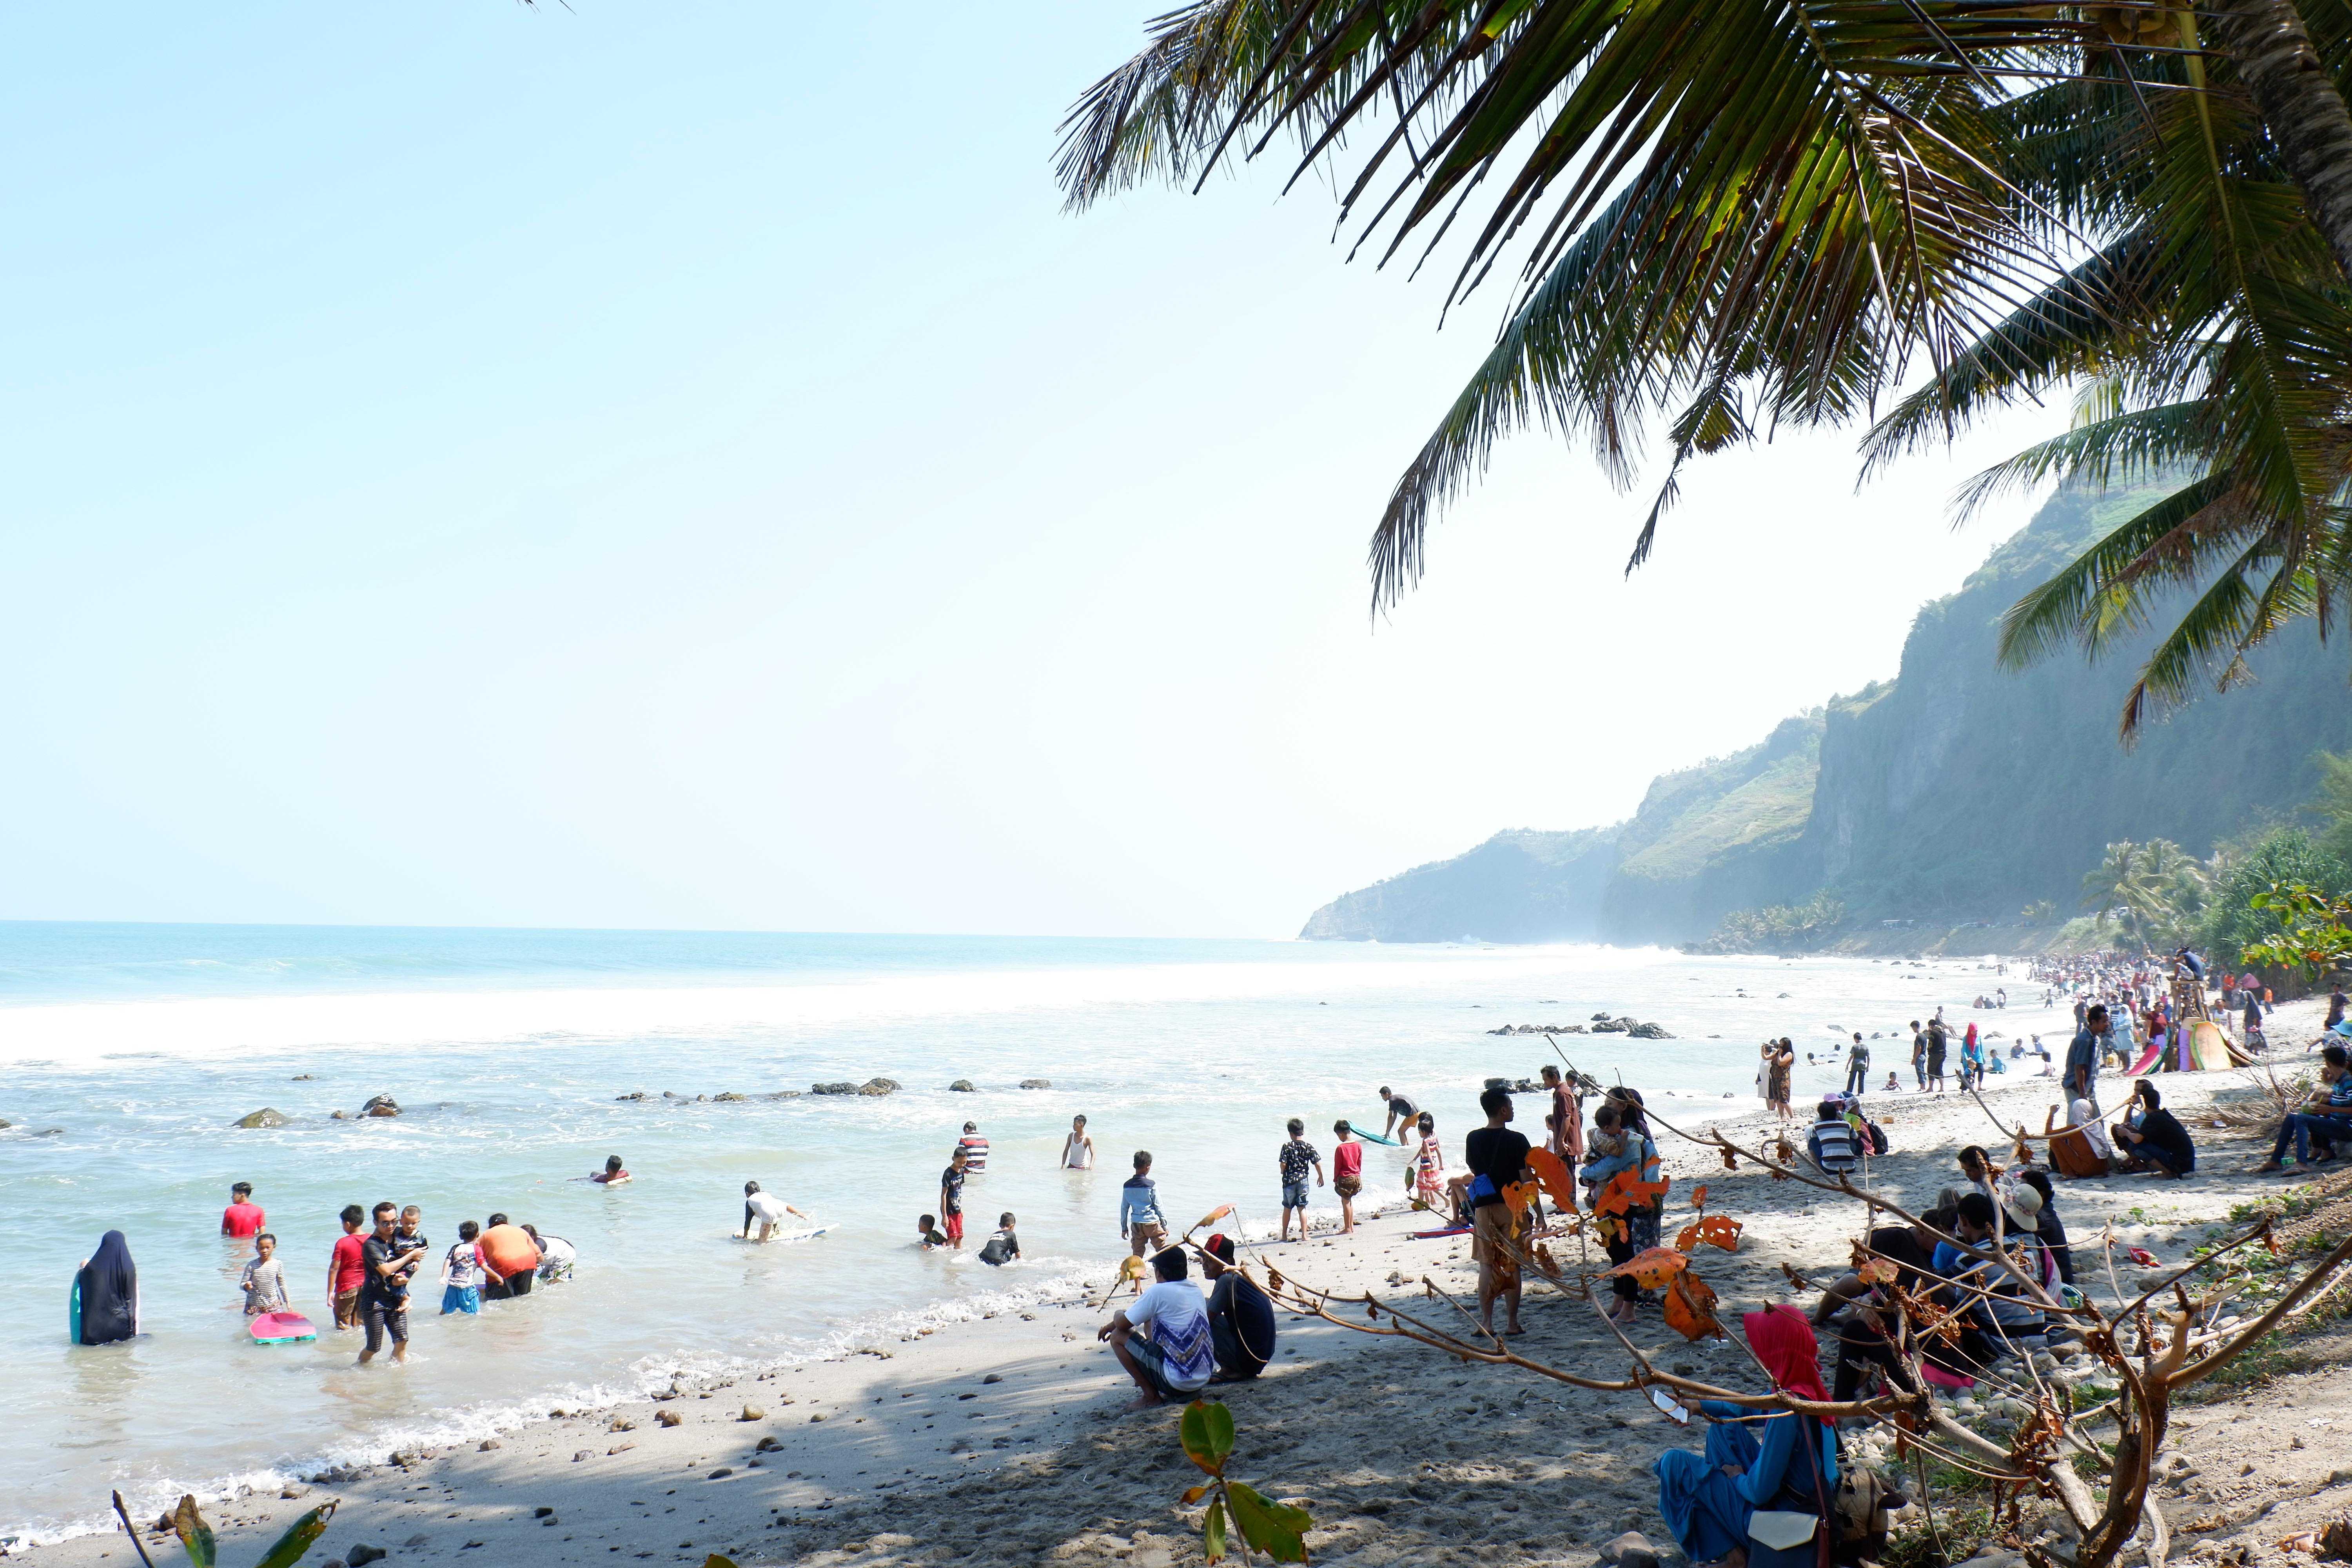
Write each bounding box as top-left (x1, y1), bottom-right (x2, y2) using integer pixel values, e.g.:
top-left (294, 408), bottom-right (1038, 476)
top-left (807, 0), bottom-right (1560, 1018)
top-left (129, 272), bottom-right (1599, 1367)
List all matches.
top-left (1860, 30), bottom-right (2352, 736)
top-left (1060, 0), bottom-right (2099, 603)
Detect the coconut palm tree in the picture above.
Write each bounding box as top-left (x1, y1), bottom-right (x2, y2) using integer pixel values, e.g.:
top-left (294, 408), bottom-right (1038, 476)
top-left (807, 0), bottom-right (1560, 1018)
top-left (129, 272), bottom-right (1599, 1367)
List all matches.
top-left (1062, 2), bottom-right (2352, 735)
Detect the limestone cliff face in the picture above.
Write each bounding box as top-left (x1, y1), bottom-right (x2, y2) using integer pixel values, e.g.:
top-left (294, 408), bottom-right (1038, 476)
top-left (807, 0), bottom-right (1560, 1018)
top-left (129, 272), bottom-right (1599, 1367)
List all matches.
top-left (1299, 484), bottom-right (2352, 945)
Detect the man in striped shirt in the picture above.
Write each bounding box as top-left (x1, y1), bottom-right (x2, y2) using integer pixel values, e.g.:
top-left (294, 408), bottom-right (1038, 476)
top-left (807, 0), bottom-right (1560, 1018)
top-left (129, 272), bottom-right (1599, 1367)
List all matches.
top-left (956, 1122), bottom-right (989, 1174)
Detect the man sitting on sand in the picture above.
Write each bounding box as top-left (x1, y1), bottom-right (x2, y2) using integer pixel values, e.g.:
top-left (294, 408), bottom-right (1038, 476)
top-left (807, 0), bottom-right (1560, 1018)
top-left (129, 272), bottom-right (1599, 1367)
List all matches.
top-left (2116, 1081), bottom-right (2196, 1179)
top-left (2254, 1044), bottom-right (2352, 1174)
top-left (742, 1180), bottom-right (808, 1241)
top-left (1200, 1234), bottom-right (1276, 1381)
top-left (1097, 1247), bottom-right (1214, 1408)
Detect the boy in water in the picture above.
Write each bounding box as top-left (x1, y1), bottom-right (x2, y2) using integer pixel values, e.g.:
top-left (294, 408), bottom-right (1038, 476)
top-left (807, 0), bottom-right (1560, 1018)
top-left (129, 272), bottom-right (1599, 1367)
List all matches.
top-left (590, 1155), bottom-right (631, 1185)
top-left (240, 1232), bottom-right (289, 1317)
top-left (1330, 1120), bottom-right (1363, 1234)
top-left (979, 1212), bottom-right (1020, 1265)
top-left (956, 1122), bottom-right (990, 1174)
top-left (222, 1181), bottom-right (266, 1238)
top-left (917, 1214), bottom-right (951, 1249)
top-left (1120, 1151), bottom-right (1166, 1257)
top-left (328, 1204), bottom-right (367, 1330)
top-left (938, 1148), bottom-right (971, 1248)
top-left (1277, 1119), bottom-right (1323, 1241)
top-left (440, 1220), bottom-right (484, 1314)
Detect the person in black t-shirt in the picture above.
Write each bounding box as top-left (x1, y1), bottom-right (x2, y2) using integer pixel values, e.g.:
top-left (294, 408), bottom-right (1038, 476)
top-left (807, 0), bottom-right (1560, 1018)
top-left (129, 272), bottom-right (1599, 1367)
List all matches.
top-left (1463, 1086), bottom-right (1534, 1338)
top-left (1199, 1233), bottom-right (1276, 1379)
top-left (356, 1200), bottom-right (426, 1367)
top-left (2116, 1080), bottom-right (2196, 1177)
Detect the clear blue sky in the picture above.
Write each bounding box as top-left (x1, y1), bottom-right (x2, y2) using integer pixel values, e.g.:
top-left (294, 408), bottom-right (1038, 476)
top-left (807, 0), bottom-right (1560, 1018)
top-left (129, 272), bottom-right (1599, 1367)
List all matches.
top-left (0, 5), bottom-right (2065, 937)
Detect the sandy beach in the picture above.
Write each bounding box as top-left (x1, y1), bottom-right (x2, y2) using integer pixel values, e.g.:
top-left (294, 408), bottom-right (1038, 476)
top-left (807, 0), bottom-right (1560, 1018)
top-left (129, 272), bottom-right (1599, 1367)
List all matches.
top-left (26, 996), bottom-right (2352, 1568)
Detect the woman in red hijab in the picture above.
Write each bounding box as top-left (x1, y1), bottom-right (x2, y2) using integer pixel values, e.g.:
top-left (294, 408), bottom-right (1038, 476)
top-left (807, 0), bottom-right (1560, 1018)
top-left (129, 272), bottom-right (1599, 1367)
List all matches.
top-left (1654, 1306), bottom-right (1839, 1568)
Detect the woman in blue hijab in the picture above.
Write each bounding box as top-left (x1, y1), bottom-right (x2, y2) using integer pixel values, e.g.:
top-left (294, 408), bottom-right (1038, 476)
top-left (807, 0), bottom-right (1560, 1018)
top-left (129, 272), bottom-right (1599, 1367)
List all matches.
top-left (73, 1230), bottom-right (140, 1345)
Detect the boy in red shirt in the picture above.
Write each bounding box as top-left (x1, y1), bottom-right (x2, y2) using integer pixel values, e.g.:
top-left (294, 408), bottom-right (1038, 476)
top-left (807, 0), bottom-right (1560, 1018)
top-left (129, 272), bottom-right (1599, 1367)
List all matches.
top-left (1330, 1121), bottom-right (1364, 1235)
top-left (221, 1182), bottom-right (266, 1238)
top-left (327, 1204), bottom-right (367, 1329)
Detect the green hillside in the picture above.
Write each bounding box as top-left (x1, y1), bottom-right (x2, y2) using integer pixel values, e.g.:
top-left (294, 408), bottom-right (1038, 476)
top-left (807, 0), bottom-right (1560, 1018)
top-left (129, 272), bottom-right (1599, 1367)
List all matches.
top-left (1300, 483), bottom-right (2352, 946)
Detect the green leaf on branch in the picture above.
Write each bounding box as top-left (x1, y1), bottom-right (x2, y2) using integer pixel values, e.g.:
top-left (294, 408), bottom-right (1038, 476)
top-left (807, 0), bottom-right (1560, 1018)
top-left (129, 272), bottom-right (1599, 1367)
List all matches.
top-left (252, 1501), bottom-right (337, 1568)
top-left (1203, 1495), bottom-right (1228, 1563)
top-left (1181, 1399), bottom-right (1235, 1474)
top-left (171, 1496), bottom-right (216, 1568)
top-left (1226, 1481), bottom-right (1312, 1563)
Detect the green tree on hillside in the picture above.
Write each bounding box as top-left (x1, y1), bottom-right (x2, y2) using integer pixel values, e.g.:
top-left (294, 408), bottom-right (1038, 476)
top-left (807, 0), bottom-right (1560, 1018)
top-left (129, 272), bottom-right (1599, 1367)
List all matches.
top-left (2202, 827), bottom-right (2352, 965)
top-left (2311, 751), bottom-right (2352, 867)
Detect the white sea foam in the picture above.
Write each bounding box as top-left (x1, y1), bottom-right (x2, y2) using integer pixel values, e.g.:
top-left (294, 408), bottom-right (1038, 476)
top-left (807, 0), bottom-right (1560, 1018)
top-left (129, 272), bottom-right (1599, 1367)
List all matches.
top-left (0, 946), bottom-right (1666, 1068)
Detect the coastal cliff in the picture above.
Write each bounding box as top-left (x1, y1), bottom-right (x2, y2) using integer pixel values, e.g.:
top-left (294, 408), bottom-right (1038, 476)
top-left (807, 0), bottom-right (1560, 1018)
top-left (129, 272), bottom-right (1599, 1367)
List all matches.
top-left (1301, 484), bottom-right (2352, 946)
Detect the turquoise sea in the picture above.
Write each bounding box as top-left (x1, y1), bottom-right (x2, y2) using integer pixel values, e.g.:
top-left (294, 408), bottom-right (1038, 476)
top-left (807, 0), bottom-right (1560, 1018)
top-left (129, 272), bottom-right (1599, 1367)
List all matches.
top-left (0, 924), bottom-right (2029, 1544)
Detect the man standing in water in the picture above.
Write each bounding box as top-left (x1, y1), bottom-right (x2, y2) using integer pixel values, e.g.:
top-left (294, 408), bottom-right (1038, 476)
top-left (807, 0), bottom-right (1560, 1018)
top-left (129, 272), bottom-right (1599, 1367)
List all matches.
top-left (356, 1201), bottom-right (425, 1367)
top-left (1377, 1086), bottom-right (1420, 1144)
top-left (1462, 1087), bottom-right (1533, 1338)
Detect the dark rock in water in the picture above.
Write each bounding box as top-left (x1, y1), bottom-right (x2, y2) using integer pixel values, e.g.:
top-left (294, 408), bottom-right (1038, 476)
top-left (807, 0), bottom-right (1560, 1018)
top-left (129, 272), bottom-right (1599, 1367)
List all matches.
top-left (662, 1091), bottom-right (685, 1100)
top-left (361, 1094), bottom-right (400, 1118)
top-left (1483, 1077), bottom-right (1512, 1091)
top-left (330, 1110), bottom-right (351, 1120)
top-left (235, 1108), bottom-right (290, 1129)
top-left (615, 1092), bottom-right (650, 1102)
top-left (711, 1092), bottom-right (746, 1102)
top-left (347, 1545), bottom-right (387, 1567)
top-left (1627, 1022), bottom-right (1676, 1040)
top-left (0, 1117), bottom-right (13, 1129)
top-left (1018, 1078), bottom-right (1051, 1090)
top-left (857, 1078), bottom-right (897, 1097)
top-left (948, 1079), bottom-right (977, 1093)
top-left (811, 1082), bottom-right (858, 1096)
top-left (1591, 1018), bottom-right (1628, 1034)
top-left (292, 1074), bottom-right (315, 1081)
top-left (762, 1090), bottom-right (803, 1100)
top-left (1590, 1012), bottom-right (1614, 1022)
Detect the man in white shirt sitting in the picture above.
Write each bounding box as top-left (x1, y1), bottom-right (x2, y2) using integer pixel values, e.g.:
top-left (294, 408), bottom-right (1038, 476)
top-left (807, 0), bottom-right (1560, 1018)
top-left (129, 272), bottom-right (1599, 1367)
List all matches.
top-left (1098, 1248), bottom-right (1215, 1408)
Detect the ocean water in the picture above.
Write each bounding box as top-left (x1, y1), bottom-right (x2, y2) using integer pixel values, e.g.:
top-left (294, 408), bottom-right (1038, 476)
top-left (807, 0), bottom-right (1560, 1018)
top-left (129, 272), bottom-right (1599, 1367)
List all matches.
top-left (0, 924), bottom-right (2040, 1544)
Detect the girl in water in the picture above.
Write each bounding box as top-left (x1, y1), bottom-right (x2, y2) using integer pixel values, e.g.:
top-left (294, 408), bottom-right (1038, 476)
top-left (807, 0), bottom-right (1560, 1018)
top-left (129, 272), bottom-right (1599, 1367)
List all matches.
top-left (1060, 1114), bottom-right (1095, 1170)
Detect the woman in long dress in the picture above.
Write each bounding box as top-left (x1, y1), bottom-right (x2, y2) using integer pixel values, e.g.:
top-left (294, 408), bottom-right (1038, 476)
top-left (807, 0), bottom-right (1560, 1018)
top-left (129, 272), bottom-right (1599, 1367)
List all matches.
top-left (1656, 1307), bottom-right (1840, 1568)
top-left (73, 1230), bottom-right (140, 1346)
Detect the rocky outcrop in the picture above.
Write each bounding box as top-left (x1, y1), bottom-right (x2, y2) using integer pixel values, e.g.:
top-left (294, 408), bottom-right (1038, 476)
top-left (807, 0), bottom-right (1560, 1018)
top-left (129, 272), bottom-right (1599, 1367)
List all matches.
top-left (1019, 1078), bottom-right (1052, 1090)
top-left (1627, 1022), bottom-right (1675, 1040)
top-left (949, 1079), bottom-right (977, 1092)
top-left (1486, 1023), bottom-right (1588, 1035)
top-left (361, 1095), bottom-right (401, 1118)
top-left (1301, 482), bottom-right (2352, 944)
top-left (234, 1108), bottom-right (290, 1129)
top-left (811, 1082), bottom-right (859, 1096)
top-left (858, 1078), bottom-right (898, 1097)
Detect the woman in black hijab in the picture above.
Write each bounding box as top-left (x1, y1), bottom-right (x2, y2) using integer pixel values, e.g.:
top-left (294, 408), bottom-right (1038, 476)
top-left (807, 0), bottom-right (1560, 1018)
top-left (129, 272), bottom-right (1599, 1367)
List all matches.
top-left (74, 1230), bottom-right (139, 1345)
